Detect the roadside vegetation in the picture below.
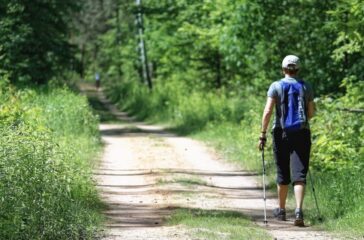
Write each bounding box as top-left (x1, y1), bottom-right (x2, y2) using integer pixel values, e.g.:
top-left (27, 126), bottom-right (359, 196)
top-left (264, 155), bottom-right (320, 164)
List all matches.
top-left (79, 0), bottom-right (364, 238)
top-left (0, 83), bottom-right (103, 239)
top-left (1, 1), bottom-right (103, 238)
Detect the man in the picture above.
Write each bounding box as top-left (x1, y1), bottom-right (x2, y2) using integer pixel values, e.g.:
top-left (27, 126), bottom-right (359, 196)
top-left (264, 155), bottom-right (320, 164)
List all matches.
top-left (259, 55), bottom-right (315, 227)
top-left (95, 72), bottom-right (101, 90)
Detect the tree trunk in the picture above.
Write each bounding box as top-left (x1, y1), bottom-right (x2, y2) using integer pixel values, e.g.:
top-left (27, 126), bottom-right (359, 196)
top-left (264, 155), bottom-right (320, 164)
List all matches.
top-left (215, 52), bottom-right (222, 89)
top-left (116, 2), bottom-right (123, 78)
top-left (80, 43), bottom-right (86, 79)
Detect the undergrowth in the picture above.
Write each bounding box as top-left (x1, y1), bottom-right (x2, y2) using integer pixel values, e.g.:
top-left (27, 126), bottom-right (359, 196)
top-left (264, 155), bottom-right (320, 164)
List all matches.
top-left (0, 85), bottom-right (102, 239)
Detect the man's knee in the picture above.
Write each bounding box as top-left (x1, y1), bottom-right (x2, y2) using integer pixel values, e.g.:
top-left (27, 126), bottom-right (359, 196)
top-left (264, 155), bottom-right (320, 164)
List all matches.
top-left (293, 181), bottom-right (305, 186)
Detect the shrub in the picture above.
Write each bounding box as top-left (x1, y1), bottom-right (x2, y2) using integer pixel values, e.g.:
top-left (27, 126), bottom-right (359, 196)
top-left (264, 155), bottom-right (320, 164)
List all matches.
top-left (0, 87), bottom-right (102, 239)
top-left (308, 80), bottom-right (364, 230)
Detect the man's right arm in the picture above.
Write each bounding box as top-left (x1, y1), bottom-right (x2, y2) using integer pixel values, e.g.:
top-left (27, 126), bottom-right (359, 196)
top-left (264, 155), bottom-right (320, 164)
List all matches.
top-left (261, 97), bottom-right (275, 133)
top-left (258, 97), bottom-right (275, 150)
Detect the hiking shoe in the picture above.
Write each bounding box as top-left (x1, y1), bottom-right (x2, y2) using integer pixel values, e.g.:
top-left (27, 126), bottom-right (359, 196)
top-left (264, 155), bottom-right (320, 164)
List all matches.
top-left (294, 208), bottom-right (305, 227)
top-left (273, 208), bottom-right (286, 221)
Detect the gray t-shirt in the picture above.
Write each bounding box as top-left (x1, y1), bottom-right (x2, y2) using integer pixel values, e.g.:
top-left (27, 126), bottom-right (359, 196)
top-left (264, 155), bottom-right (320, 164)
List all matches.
top-left (267, 77), bottom-right (314, 129)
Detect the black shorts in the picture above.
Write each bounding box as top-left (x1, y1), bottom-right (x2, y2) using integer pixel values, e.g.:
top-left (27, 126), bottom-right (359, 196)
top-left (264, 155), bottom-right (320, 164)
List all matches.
top-left (272, 128), bottom-right (311, 185)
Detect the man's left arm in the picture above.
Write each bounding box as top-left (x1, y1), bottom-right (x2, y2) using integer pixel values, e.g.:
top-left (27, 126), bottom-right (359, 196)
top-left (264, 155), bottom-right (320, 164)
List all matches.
top-left (305, 82), bottom-right (315, 120)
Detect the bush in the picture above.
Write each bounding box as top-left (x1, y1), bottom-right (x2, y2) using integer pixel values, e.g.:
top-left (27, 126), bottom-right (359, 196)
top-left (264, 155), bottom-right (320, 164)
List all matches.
top-left (0, 87), bottom-right (102, 239)
top-left (308, 80), bottom-right (364, 234)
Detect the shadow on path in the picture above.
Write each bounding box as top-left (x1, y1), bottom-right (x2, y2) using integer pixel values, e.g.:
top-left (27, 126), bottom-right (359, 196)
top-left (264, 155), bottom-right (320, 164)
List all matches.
top-left (100, 127), bottom-right (175, 138)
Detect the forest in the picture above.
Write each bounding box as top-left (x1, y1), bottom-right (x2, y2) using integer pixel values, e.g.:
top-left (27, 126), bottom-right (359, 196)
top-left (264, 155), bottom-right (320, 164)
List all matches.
top-left (0, 0), bottom-right (363, 239)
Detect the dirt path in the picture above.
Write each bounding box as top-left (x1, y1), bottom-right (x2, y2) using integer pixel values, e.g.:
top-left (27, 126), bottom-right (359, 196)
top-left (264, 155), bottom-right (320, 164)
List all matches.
top-left (90, 89), bottom-right (340, 240)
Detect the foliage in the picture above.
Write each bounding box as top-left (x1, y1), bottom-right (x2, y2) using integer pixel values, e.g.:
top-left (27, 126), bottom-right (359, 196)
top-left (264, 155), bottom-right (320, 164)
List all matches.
top-left (328, 0), bottom-right (364, 81)
top-left (71, 0), bottom-right (120, 79)
top-left (311, 80), bottom-right (364, 171)
top-left (0, 87), bottom-right (102, 239)
top-left (307, 81), bottom-right (363, 237)
top-left (0, 0), bottom-right (78, 85)
top-left (105, 78), bottom-right (249, 133)
top-left (81, 0), bottom-right (364, 95)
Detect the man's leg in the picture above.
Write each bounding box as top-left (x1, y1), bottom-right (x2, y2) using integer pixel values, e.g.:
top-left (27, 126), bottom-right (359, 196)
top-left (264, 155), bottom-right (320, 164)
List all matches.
top-left (278, 184), bottom-right (289, 209)
top-left (294, 182), bottom-right (305, 209)
top-left (291, 130), bottom-right (311, 211)
top-left (273, 183), bottom-right (288, 220)
top-left (293, 182), bottom-right (305, 226)
top-left (272, 128), bottom-right (290, 220)
top-left (291, 129), bottom-right (311, 226)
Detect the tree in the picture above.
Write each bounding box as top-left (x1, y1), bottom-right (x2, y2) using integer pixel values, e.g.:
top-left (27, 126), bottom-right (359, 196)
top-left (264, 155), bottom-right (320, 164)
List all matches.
top-left (328, 0), bottom-right (364, 84)
top-left (0, 0), bottom-right (78, 85)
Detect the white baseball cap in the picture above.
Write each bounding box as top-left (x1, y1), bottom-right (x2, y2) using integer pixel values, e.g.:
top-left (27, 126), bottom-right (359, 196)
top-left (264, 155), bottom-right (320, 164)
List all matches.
top-left (282, 55), bottom-right (300, 69)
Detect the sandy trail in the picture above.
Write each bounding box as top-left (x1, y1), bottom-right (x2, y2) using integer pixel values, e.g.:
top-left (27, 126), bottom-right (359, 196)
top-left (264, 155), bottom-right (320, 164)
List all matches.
top-left (91, 89), bottom-right (339, 240)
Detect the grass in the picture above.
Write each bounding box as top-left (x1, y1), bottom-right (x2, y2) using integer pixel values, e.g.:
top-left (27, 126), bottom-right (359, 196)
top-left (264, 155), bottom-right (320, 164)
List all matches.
top-left (324, 209), bottom-right (364, 238)
top-left (190, 122), bottom-right (272, 171)
top-left (157, 177), bottom-right (208, 187)
top-left (85, 91), bottom-right (120, 123)
top-left (0, 86), bottom-right (103, 239)
top-left (168, 208), bottom-right (272, 240)
top-left (161, 175), bottom-right (272, 239)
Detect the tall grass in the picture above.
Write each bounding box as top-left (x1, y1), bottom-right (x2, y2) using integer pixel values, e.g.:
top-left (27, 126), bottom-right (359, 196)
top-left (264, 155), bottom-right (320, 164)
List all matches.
top-left (0, 86), bottom-right (102, 239)
top-left (105, 78), bottom-right (363, 237)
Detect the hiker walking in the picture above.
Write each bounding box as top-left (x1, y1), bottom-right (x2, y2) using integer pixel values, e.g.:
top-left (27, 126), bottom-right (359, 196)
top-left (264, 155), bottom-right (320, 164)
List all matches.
top-left (95, 72), bottom-right (101, 90)
top-left (258, 55), bottom-right (315, 226)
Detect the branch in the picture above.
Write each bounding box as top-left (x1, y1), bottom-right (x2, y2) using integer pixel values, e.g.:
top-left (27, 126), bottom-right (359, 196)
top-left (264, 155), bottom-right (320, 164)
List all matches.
top-left (338, 108), bottom-right (364, 113)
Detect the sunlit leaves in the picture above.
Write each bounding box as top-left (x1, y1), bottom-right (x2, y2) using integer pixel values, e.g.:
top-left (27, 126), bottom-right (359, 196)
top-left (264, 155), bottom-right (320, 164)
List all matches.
top-left (0, 88), bottom-right (101, 239)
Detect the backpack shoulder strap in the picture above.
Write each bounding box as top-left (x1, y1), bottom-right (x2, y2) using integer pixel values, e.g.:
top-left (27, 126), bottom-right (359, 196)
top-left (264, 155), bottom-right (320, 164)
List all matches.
top-left (297, 80), bottom-right (307, 102)
top-left (278, 79), bottom-right (288, 129)
top-left (296, 80), bottom-right (309, 125)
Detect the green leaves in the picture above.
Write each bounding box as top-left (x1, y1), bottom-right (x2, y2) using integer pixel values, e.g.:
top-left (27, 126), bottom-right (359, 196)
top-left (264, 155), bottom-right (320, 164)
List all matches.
top-left (0, 0), bottom-right (78, 85)
top-left (326, 0), bottom-right (364, 85)
top-left (311, 80), bottom-right (364, 172)
top-left (90, 0), bottom-right (359, 94)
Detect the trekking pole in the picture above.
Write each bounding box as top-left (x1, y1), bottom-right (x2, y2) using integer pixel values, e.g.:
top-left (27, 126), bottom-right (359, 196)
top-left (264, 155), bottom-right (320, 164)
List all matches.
top-left (308, 170), bottom-right (323, 222)
top-left (261, 148), bottom-right (268, 225)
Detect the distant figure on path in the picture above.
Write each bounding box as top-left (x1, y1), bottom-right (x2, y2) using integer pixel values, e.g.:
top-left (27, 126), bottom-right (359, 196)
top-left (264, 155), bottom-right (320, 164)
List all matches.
top-left (258, 55), bottom-right (315, 227)
top-left (95, 72), bottom-right (101, 90)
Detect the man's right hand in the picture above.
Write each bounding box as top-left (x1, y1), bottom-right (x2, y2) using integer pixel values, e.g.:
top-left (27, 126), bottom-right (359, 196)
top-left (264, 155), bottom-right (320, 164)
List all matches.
top-left (258, 135), bottom-right (266, 151)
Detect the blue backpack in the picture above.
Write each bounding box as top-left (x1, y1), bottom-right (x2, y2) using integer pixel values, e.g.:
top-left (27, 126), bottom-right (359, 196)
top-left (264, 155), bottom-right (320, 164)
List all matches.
top-left (279, 80), bottom-right (308, 132)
